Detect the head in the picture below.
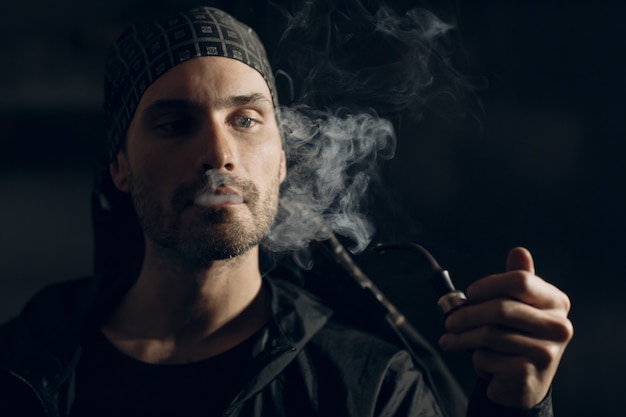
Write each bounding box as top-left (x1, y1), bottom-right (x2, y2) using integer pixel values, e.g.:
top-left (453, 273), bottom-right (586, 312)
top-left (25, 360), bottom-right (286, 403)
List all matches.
top-left (102, 7), bottom-right (286, 267)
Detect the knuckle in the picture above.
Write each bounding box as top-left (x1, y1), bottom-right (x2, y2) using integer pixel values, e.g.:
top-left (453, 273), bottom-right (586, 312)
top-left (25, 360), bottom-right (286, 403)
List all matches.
top-left (561, 292), bottom-right (572, 313)
top-left (557, 317), bottom-right (574, 342)
top-left (492, 299), bottom-right (517, 321)
top-left (510, 357), bottom-right (536, 379)
top-left (532, 343), bottom-right (560, 369)
top-left (512, 271), bottom-right (534, 293)
top-left (547, 315), bottom-right (574, 342)
top-left (508, 358), bottom-right (535, 379)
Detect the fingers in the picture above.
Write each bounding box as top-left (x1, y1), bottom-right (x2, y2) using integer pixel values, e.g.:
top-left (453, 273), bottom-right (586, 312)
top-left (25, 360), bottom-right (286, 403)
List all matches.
top-left (437, 247), bottom-right (574, 409)
top-left (466, 270), bottom-right (571, 314)
top-left (440, 322), bottom-right (571, 367)
top-left (444, 299), bottom-right (572, 341)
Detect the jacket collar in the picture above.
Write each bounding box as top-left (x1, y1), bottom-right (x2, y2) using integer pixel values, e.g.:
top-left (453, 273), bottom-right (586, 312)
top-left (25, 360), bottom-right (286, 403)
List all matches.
top-left (226, 277), bottom-right (333, 405)
top-left (0, 274), bottom-right (333, 415)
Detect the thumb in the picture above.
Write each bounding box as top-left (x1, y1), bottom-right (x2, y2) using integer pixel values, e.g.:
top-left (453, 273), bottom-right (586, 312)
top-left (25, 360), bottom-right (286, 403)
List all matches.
top-left (506, 247), bottom-right (535, 274)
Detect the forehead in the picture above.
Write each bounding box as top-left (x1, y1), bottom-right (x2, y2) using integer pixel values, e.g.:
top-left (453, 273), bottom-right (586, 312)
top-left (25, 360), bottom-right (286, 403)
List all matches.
top-left (136, 56), bottom-right (273, 108)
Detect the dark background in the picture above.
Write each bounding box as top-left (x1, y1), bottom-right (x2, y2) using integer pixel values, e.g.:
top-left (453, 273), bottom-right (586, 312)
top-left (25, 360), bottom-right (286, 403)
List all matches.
top-left (1, 0), bottom-right (623, 415)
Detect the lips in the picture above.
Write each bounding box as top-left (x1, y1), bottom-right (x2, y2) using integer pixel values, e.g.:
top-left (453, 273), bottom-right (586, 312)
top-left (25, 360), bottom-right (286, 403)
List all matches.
top-left (194, 186), bottom-right (244, 206)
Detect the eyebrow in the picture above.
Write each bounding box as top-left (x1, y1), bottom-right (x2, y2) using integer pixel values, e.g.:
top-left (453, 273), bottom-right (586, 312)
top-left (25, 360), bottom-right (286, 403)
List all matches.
top-left (143, 93), bottom-right (272, 115)
top-left (222, 93), bottom-right (271, 108)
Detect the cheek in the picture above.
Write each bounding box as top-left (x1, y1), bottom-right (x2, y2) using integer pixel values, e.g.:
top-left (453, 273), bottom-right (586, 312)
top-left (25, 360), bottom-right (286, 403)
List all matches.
top-left (127, 151), bottom-right (187, 198)
top-left (241, 141), bottom-right (284, 175)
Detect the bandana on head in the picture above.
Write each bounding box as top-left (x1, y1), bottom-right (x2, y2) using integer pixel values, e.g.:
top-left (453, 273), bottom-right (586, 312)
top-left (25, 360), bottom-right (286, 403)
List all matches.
top-left (103, 6), bottom-right (277, 160)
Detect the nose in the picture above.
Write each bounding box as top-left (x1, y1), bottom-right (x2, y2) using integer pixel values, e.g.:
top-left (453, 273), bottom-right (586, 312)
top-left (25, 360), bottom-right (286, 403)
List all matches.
top-left (198, 122), bottom-right (236, 172)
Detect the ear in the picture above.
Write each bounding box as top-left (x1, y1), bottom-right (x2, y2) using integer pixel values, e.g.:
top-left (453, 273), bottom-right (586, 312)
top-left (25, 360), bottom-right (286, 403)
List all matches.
top-left (109, 153), bottom-right (130, 192)
top-left (279, 149), bottom-right (287, 184)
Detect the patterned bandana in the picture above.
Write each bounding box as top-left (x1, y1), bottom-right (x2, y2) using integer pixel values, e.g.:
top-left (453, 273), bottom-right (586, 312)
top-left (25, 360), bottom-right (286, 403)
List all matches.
top-left (102, 6), bottom-right (277, 160)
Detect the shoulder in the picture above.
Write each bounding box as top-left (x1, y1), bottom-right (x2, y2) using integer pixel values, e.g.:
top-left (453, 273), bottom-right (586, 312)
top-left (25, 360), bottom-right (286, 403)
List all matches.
top-left (313, 319), bottom-right (405, 359)
top-left (286, 319), bottom-right (444, 417)
top-left (12, 270), bottom-right (135, 330)
top-left (0, 277), bottom-right (94, 343)
top-left (310, 319), bottom-right (421, 389)
top-left (0, 277), bottom-right (95, 376)
top-left (269, 276), bottom-right (414, 374)
top-left (19, 277), bottom-right (94, 321)
top-left (270, 278), bottom-right (408, 359)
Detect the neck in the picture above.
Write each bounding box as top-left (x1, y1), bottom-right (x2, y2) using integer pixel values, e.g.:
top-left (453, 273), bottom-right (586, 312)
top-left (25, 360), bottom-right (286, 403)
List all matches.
top-left (103, 242), bottom-right (270, 364)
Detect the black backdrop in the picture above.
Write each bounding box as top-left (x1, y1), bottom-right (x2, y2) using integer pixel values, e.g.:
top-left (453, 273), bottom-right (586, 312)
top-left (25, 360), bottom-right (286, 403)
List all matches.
top-left (1, 0), bottom-right (624, 415)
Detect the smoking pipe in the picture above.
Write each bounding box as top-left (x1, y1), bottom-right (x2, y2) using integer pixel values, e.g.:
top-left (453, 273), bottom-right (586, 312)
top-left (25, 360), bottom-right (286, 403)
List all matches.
top-left (372, 242), bottom-right (469, 316)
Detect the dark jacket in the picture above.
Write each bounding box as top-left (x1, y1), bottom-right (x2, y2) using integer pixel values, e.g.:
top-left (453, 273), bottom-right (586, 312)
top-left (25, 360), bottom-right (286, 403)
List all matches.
top-left (0, 275), bottom-right (552, 417)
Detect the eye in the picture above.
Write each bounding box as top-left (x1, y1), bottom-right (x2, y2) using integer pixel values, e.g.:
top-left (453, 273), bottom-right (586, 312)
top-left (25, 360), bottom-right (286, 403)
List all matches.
top-left (231, 116), bottom-right (257, 130)
top-left (154, 114), bottom-right (196, 135)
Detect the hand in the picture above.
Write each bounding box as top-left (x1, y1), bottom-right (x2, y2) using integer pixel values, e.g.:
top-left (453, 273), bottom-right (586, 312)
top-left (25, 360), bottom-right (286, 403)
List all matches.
top-left (438, 247), bottom-right (573, 409)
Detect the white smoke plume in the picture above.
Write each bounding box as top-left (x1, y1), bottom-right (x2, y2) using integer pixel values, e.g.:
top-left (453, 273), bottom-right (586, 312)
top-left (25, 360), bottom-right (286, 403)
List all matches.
top-left (262, 1), bottom-right (463, 259)
top-left (263, 106), bottom-right (396, 255)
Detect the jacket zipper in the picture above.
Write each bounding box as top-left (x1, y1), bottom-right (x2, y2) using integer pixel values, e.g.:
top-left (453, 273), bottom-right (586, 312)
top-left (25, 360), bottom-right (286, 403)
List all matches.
top-left (7, 370), bottom-right (50, 416)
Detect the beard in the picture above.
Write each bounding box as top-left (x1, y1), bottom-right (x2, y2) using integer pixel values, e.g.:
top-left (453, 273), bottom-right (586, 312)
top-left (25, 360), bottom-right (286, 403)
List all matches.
top-left (128, 169), bottom-right (280, 267)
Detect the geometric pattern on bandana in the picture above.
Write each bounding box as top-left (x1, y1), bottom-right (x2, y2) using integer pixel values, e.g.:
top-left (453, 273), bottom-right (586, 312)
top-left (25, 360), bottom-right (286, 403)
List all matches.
top-left (103, 6), bottom-right (277, 160)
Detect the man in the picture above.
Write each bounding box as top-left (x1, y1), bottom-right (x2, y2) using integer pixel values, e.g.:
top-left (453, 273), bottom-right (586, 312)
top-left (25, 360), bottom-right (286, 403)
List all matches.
top-left (0, 6), bottom-right (572, 416)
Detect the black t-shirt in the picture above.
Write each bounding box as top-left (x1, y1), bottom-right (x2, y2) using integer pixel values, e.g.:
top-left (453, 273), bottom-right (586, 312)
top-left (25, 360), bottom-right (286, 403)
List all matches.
top-left (69, 328), bottom-right (259, 417)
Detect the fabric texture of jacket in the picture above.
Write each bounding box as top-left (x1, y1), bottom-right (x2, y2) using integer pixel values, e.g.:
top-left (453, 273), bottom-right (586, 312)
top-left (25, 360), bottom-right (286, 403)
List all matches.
top-left (0, 274), bottom-right (553, 417)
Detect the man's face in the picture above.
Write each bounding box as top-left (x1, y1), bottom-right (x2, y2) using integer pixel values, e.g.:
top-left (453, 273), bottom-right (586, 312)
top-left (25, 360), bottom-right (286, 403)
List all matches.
top-left (110, 56), bottom-right (286, 265)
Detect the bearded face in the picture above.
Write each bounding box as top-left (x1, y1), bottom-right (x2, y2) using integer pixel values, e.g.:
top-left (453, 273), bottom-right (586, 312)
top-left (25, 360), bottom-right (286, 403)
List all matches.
top-left (127, 166), bottom-right (282, 266)
top-left (110, 57), bottom-right (286, 267)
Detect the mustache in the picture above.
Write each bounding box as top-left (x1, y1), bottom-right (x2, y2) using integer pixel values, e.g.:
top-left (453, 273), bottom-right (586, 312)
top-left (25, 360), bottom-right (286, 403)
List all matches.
top-left (171, 170), bottom-right (260, 209)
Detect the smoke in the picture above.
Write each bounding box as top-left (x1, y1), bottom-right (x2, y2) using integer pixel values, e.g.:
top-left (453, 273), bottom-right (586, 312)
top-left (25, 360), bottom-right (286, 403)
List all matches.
top-left (270, 0), bottom-right (460, 114)
top-left (195, 170), bottom-right (245, 206)
top-left (261, 0), bottom-right (466, 261)
top-left (263, 106), bottom-right (396, 257)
